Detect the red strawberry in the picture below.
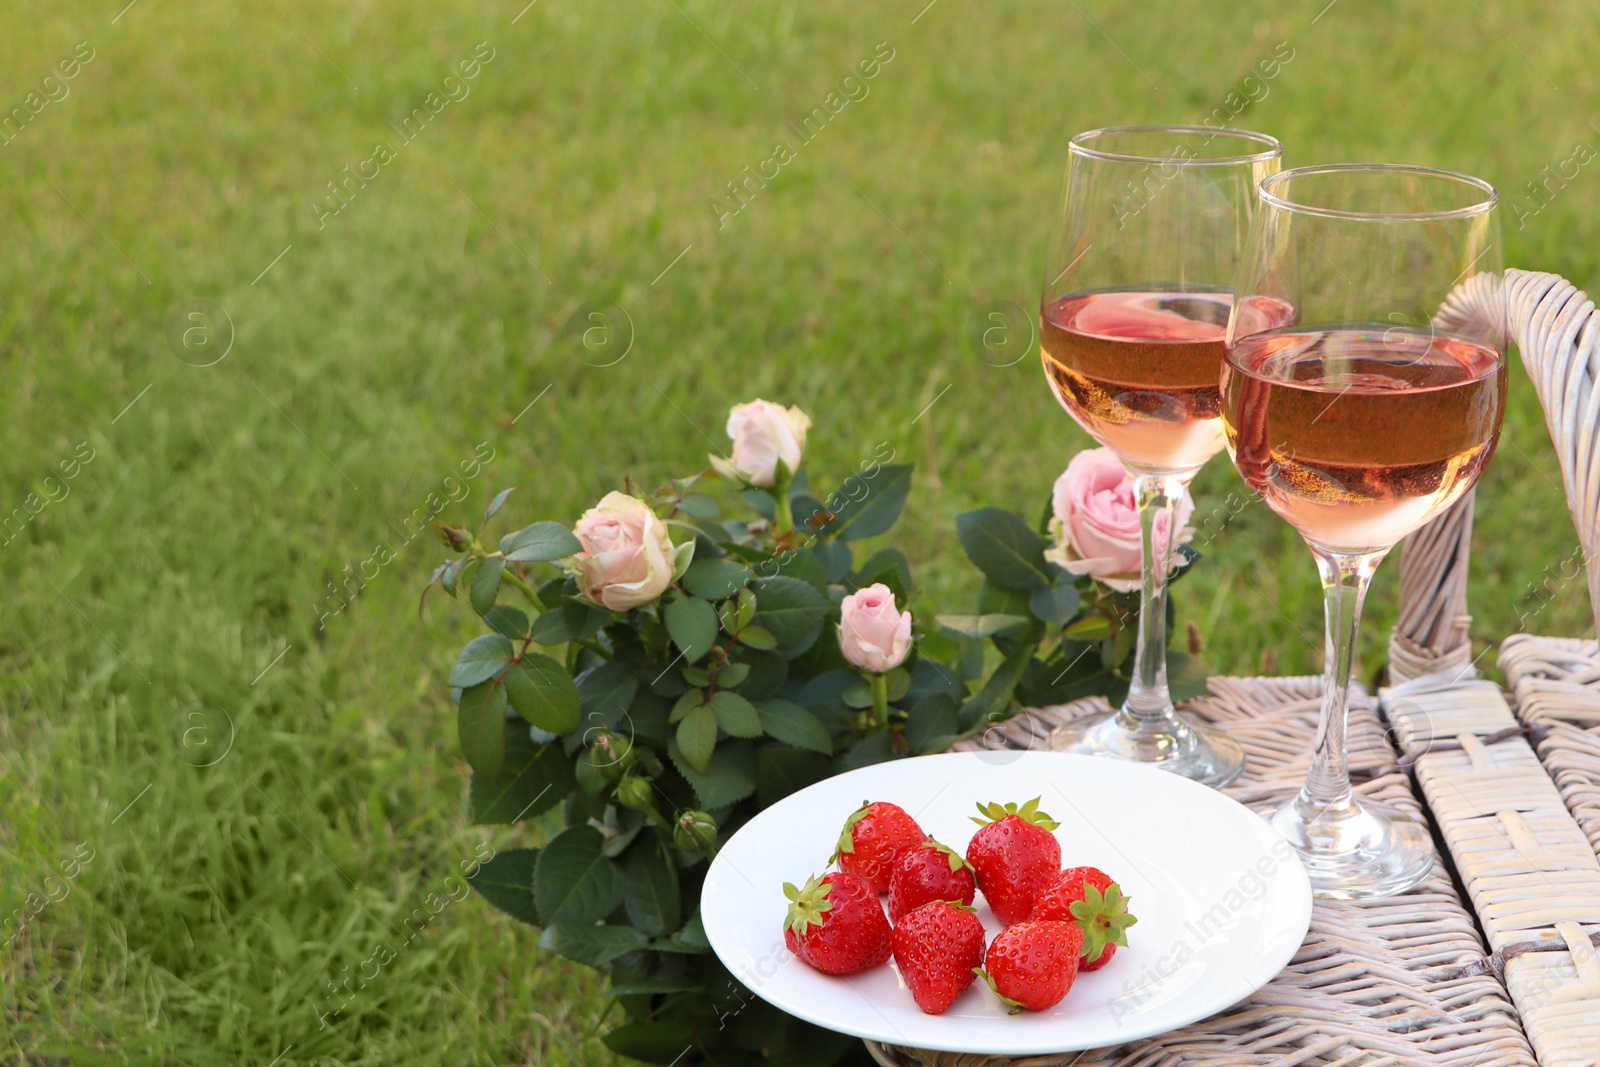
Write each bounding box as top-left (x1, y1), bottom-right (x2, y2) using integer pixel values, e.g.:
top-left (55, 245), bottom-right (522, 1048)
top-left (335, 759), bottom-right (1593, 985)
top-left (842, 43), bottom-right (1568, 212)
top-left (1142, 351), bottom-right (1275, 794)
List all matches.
top-left (782, 871), bottom-right (891, 975)
top-left (977, 920), bottom-right (1083, 1012)
top-left (891, 901), bottom-right (986, 1015)
top-left (1033, 866), bottom-right (1137, 972)
top-left (965, 798), bottom-right (1061, 924)
top-left (832, 800), bottom-right (925, 894)
top-left (888, 839), bottom-right (977, 921)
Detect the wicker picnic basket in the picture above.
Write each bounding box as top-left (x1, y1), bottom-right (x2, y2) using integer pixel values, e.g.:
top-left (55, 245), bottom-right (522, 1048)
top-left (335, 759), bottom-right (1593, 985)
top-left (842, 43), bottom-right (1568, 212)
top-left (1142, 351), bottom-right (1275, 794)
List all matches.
top-left (866, 269), bottom-right (1600, 1067)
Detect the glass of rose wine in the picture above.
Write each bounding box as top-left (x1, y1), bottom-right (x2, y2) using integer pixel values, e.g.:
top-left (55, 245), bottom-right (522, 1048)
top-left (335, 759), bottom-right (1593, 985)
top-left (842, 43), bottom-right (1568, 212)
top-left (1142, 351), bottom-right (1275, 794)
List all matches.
top-left (1040, 125), bottom-right (1282, 788)
top-left (1222, 164), bottom-right (1506, 897)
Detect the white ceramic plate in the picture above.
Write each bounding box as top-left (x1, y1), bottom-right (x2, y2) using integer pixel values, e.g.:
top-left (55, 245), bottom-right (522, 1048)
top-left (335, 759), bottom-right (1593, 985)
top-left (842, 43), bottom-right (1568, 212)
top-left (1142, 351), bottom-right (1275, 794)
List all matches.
top-left (701, 751), bottom-right (1311, 1055)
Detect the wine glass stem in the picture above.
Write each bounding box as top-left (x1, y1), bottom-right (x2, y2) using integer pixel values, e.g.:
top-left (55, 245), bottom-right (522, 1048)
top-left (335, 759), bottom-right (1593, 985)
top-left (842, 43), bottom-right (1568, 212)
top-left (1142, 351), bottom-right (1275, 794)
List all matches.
top-left (1121, 472), bottom-right (1192, 726)
top-left (1296, 547), bottom-right (1386, 821)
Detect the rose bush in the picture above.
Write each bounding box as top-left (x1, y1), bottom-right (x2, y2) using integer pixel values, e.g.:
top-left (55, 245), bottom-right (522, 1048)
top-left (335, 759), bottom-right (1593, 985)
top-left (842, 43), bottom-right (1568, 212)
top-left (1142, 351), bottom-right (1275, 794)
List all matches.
top-left (424, 405), bottom-right (1209, 1066)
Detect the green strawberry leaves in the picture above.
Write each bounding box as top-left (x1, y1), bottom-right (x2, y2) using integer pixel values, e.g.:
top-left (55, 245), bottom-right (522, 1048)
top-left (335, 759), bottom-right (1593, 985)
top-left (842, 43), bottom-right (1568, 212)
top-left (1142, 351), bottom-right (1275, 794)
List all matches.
top-left (1070, 882), bottom-right (1137, 963)
top-left (830, 800), bottom-right (871, 863)
top-left (782, 874), bottom-right (834, 935)
top-left (973, 967), bottom-right (1024, 1015)
top-left (928, 838), bottom-right (974, 874)
top-left (970, 796), bottom-right (1060, 831)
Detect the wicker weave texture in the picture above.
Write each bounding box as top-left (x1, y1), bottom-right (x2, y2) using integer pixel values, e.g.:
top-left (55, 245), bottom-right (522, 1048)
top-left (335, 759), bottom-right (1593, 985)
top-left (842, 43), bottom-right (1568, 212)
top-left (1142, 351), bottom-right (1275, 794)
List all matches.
top-left (866, 680), bottom-right (1533, 1067)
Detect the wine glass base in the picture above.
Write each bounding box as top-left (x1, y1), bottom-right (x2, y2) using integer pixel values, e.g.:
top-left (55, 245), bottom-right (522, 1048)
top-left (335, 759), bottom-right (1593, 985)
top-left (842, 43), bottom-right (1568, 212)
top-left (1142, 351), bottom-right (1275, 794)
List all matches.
top-left (1046, 709), bottom-right (1245, 789)
top-left (1269, 793), bottom-right (1435, 899)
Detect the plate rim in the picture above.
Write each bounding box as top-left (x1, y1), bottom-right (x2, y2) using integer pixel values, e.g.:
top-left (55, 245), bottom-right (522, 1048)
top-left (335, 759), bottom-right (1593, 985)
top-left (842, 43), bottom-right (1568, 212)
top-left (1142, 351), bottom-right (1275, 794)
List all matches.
top-left (701, 749), bottom-right (1312, 1055)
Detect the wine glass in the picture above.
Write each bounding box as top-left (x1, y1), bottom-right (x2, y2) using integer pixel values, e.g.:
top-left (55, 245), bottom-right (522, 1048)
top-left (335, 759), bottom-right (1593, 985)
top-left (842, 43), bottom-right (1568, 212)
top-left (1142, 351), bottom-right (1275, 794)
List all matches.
top-left (1040, 125), bottom-right (1282, 788)
top-left (1222, 164), bottom-right (1506, 897)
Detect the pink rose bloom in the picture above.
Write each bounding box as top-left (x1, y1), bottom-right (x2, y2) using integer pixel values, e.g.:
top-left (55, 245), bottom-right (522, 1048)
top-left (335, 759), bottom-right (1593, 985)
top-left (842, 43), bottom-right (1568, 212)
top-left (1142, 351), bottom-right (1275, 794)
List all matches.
top-left (838, 583), bottom-right (913, 674)
top-left (1045, 448), bottom-right (1194, 593)
top-left (723, 399), bottom-right (811, 487)
top-left (570, 491), bottom-right (676, 611)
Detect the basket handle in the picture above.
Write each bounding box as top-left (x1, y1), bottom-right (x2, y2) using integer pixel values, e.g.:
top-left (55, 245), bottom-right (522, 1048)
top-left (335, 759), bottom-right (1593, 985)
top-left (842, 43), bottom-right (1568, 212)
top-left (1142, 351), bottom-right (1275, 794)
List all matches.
top-left (1390, 269), bottom-right (1600, 681)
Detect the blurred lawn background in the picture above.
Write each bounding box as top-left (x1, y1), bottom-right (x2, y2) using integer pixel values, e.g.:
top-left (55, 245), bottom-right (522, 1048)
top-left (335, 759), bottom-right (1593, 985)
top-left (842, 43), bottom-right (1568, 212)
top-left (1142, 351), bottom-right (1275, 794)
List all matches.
top-left (1, 0), bottom-right (1596, 1063)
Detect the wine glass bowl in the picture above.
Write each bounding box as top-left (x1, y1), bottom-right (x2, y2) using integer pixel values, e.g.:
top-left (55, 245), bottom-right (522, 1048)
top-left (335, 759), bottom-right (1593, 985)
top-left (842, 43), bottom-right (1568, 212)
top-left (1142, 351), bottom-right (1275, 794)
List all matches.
top-left (1040, 126), bottom-right (1283, 788)
top-left (1223, 164), bottom-right (1506, 897)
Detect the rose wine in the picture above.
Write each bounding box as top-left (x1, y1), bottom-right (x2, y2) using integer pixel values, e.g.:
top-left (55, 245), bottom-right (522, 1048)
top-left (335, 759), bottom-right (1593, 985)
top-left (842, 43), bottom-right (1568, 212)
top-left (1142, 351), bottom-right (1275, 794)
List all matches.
top-left (1222, 328), bottom-right (1505, 554)
top-left (1041, 289), bottom-right (1244, 474)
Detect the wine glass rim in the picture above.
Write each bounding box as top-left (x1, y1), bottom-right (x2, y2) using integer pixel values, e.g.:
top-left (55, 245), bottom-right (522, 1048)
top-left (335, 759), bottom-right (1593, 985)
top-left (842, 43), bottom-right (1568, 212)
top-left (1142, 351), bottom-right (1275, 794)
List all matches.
top-left (1068, 124), bottom-right (1283, 166)
top-left (1258, 163), bottom-right (1499, 221)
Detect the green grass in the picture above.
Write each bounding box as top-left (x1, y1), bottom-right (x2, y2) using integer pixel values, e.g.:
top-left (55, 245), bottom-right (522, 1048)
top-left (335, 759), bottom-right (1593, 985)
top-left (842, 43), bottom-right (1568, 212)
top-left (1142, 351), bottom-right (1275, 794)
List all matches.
top-left (2, 0), bottom-right (1597, 1062)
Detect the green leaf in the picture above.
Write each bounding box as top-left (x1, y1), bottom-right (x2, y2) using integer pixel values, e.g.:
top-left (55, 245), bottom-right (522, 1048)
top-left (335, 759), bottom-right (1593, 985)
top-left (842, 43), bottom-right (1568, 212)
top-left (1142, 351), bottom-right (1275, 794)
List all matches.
top-left (958, 646), bottom-right (1033, 731)
top-left (576, 661), bottom-right (639, 732)
top-left (715, 662), bottom-right (750, 688)
top-left (669, 739), bottom-right (756, 808)
top-left (482, 487), bottom-right (514, 524)
top-left (812, 540), bottom-right (853, 583)
top-left (537, 923), bottom-right (647, 966)
top-left (470, 556), bottom-right (505, 615)
top-left (750, 577), bottom-right (829, 646)
top-left (1030, 582), bottom-right (1082, 625)
top-left (757, 745), bottom-right (832, 806)
top-left (841, 683), bottom-right (874, 709)
top-left (838, 732), bottom-right (897, 771)
top-left (907, 658), bottom-right (966, 704)
top-left (904, 692), bottom-right (959, 754)
top-left (623, 839), bottom-right (682, 937)
top-left (755, 699), bottom-right (832, 753)
top-left (978, 580), bottom-right (1034, 617)
top-left (458, 681), bottom-right (508, 779)
top-left (472, 727), bottom-right (575, 823)
top-left (736, 625), bottom-right (778, 650)
top-left (1065, 613), bottom-right (1114, 641)
top-left (742, 487), bottom-right (777, 520)
top-left (505, 654), bottom-right (581, 734)
top-left (672, 539), bottom-right (695, 582)
top-left (675, 703), bottom-right (718, 774)
top-left (739, 649), bottom-right (788, 699)
top-left (956, 508), bottom-right (1053, 592)
top-left (663, 595), bottom-right (718, 664)
top-left (503, 521), bottom-right (583, 563)
top-left (482, 604), bottom-right (530, 639)
top-left (669, 689), bottom-right (705, 725)
top-left (682, 558), bottom-right (752, 599)
top-left (710, 690), bottom-right (762, 738)
top-left (604, 981), bottom-right (702, 998)
top-left (601, 1022), bottom-right (695, 1062)
top-left (1166, 650), bottom-right (1213, 702)
top-left (440, 557), bottom-right (466, 596)
top-left (466, 847), bottom-right (540, 925)
top-left (854, 547), bottom-right (912, 603)
top-left (534, 825), bottom-right (622, 926)
top-left (936, 613), bottom-right (1031, 639)
top-left (677, 492), bottom-right (720, 520)
top-left (448, 634), bottom-right (514, 688)
top-left (818, 463), bottom-right (914, 541)
top-left (770, 547), bottom-right (828, 594)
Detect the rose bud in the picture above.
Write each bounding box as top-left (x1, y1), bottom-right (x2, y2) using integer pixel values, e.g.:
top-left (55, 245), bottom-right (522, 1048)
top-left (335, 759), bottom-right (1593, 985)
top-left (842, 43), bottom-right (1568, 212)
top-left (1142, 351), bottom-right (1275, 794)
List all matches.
top-left (838, 584), bottom-right (912, 674)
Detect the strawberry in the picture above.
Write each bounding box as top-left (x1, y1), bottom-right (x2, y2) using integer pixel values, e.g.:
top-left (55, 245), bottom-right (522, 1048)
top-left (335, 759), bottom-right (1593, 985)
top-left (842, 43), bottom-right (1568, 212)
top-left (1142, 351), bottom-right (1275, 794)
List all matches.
top-left (1033, 866), bottom-right (1137, 972)
top-left (782, 871), bottom-right (891, 975)
top-left (832, 800), bottom-right (926, 894)
top-left (891, 901), bottom-right (986, 1015)
top-left (888, 839), bottom-right (977, 921)
top-left (965, 798), bottom-right (1061, 925)
top-left (976, 920), bottom-right (1083, 1012)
